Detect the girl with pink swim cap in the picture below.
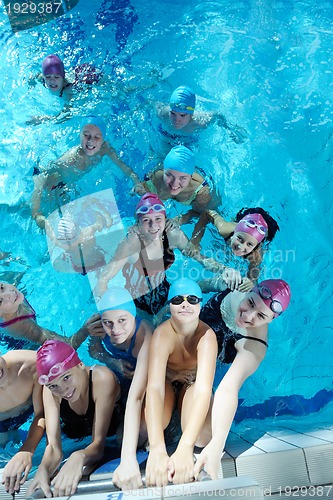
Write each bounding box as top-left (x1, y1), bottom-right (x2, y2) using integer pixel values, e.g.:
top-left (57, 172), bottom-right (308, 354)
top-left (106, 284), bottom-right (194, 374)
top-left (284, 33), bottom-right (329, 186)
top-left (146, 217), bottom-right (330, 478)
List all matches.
top-left (27, 339), bottom-right (121, 498)
top-left (94, 193), bottom-right (228, 319)
top-left (200, 207), bottom-right (279, 292)
top-left (194, 278), bottom-right (291, 480)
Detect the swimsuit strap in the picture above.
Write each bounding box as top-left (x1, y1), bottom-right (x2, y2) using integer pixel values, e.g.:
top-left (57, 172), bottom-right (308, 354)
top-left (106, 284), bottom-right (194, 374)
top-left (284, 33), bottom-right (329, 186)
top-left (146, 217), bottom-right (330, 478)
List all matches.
top-left (0, 299), bottom-right (36, 328)
top-left (127, 317), bottom-right (142, 357)
top-left (234, 332), bottom-right (268, 347)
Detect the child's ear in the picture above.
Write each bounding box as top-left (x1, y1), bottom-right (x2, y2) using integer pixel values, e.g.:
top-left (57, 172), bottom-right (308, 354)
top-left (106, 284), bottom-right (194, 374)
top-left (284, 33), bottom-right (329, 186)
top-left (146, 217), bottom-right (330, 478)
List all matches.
top-left (78, 362), bottom-right (85, 371)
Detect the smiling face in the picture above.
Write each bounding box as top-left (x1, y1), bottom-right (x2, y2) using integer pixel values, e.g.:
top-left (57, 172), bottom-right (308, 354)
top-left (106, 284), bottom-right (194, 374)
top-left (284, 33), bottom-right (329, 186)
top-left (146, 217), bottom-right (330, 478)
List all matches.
top-left (43, 74), bottom-right (65, 93)
top-left (45, 364), bottom-right (84, 401)
top-left (235, 292), bottom-right (274, 328)
top-left (138, 212), bottom-right (166, 240)
top-left (101, 310), bottom-right (136, 346)
top-left (169, 110), bottom-right (192, 130)
top-left (230, 231), bottom-right (259, 257)
top-left (170, 296), bottom-right (201, 324)
top-left (0, 283), bottom-right (24, 317)
top-left (163, 169), bottom-right (192, 196)
top-left (80, 124), bottom-right (104, 156)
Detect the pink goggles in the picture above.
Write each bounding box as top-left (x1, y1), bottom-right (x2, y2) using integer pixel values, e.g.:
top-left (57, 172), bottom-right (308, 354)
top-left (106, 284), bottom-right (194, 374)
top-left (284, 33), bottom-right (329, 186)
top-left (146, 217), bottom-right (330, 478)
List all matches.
top-left (38, 350), bottom-right (78, 385)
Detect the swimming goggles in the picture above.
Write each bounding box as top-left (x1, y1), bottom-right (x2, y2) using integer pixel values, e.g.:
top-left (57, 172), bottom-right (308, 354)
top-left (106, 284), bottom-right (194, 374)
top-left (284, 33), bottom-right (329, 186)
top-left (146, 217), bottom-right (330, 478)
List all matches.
top-left (257, 286), bottom-right (282, 315)
top-left (170, 102), bottom-right (195, 112)
top-left (244, 219), bottom-right (267, 236)
top-left (136, 204), bottom-right (165, 215)
top-left (38, 350), bottom-right (77, 385)
top-left (169, 295), bottom-right (202, 305)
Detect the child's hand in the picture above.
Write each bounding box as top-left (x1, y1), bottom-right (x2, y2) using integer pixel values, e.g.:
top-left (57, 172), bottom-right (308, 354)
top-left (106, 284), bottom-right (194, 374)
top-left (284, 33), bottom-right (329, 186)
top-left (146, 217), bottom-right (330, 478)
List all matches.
top-left (132, 182), bottom-right (147, 196)
top-left (85, 313), bottom-right (104, 337)
top-left (113, 458), bottom-right (143, 491)
top-left (222, 267), bottom-right (242, 291)
top-left (2, 451), bottom-right (33, 494)
top-left (237, 278), bottom-right (254, 293)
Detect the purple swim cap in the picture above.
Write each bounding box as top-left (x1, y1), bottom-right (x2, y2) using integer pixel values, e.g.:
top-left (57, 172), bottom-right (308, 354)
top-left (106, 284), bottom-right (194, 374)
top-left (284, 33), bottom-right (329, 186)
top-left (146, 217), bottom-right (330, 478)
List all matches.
top-left (252, 279), bottom-right (291, 318)
top-left (234, 213), bottom-right (268, 244)
top-left (169, 86), bottom-right (196, 115)
top-left (42, 54), bottom-right (65, 78)
top-left (36, 340), bottom-right (81, 385)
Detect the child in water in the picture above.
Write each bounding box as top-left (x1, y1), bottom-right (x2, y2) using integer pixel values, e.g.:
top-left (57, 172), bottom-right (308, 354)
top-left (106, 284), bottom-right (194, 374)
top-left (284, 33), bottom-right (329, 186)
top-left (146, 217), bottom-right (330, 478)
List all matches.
top-left (134, 145), bottom-right (221, 239)
top-left (153, 85), bottom-right (248, 157)
top-left (27, 55), bottom-right (103, 124)
top-left (45, 213), bottom-right (112, 276)
top-left (27, 340), bottom-right (121, 498)
top-left (145, 278), bottom-right (217, 487)
top-left (199, 208), bottom-right (280, 292)
top-left (89, 287), bottom-right (152, 491)
top-left (194, 279), bottom-right (291, 479)
top-left (0, 281), bottom-right (102, 348)
top-left (31, 115), bottom-right (140, 229)
top-left (1, 350), bottom-right (45, 496)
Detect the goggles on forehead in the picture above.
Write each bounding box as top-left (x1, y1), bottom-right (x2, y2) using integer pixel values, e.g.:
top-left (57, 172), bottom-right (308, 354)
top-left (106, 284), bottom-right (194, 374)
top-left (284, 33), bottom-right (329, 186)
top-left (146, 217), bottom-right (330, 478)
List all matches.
top-left (244, 219), bottom-right (267, 236)
top-left (136, 204), bottom-right (165, 216)
top-left (38, 350), bottom-right (77, 385)
top-left (169, 295), bottom-right (202, 306)
top-left (257, 286), bottom-right (282, 315)
top-left (170, 102), bottom-right (195, 112)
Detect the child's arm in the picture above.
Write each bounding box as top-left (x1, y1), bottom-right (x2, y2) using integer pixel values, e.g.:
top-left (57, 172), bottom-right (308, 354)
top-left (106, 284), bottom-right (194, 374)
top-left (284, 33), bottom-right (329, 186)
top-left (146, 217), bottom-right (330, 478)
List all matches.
top-left (26, 388), bottom-right (63, 498)
top-left (102, 142), bottom-right (141, 185)
top-left (113, 322), bottom-right (153, 491)
top-left (169, 227), bottom-right (243, 291)
top-left (2, 378), bottom-right (45, 494)
top-left (94, 233), bottom-right (141, 297)
top-left (51, 366), bottom-right (120, 498)
top-left (31, 173), bottom-right (48, 228)
top-left (145, 325), bottom-right (173, 487)
top-left (208, 112), bottom-right (249, 144)
top-left (169, 328), bottom-right (217, 485)
top-left (193, 337), bottom-right (266, 480)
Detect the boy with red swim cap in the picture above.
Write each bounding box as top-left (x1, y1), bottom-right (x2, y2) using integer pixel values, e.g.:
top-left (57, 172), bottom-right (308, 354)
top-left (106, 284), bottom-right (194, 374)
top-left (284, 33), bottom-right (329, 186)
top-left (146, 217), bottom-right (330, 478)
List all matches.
top-left (27, 340), bottom-right (121, 498)
top-left (194, 278), bottom-right (291, 480)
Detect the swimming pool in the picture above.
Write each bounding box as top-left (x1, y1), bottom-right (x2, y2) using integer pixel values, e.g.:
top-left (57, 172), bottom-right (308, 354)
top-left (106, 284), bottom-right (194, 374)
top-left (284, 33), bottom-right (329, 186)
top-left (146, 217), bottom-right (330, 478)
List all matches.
top-left (0, 0), bottom-right (332, 465)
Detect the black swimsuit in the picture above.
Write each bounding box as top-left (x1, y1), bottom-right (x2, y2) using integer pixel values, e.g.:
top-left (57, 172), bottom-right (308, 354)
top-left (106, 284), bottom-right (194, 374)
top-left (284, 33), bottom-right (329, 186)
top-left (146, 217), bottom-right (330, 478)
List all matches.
top-left (122, 230), bottom-right (175, 316)
top-left (200, 289), bottom-right (268, 364)
top-left (60, 369), bottom-right (120, 439)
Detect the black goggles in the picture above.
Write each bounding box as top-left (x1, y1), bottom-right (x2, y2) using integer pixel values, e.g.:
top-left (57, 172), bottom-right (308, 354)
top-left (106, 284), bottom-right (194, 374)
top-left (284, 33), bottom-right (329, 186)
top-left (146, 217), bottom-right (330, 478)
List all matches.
top-left (169, 295), bottom-right (202, 306)
top-left (257, 286), bottom-right (282, 315)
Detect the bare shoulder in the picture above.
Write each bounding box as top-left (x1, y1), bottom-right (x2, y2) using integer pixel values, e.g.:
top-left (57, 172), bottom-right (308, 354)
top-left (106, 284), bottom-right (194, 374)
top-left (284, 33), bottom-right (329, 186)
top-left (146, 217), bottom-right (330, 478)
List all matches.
top-left (197, 321), bottom-right (218, 343)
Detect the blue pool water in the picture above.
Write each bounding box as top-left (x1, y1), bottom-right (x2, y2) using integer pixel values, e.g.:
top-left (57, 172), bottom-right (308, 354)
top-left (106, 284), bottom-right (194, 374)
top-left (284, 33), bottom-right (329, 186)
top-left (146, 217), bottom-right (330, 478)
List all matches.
top-left (0, 0), bottom-right (332, 465)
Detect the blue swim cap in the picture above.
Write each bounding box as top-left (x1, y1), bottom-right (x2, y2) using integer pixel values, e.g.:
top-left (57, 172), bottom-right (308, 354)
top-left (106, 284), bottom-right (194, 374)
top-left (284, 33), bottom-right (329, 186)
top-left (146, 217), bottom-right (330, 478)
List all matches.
top-left (81, 115), bottom-right (107, 139)
top-left (163, 145), bottom-right (196, 175)
top-left (98, 287), bottom-right (136, 317)
top-left (168, 278), bottom-right (203, 301)
top-left (169, 86), bottom-right (196, 115)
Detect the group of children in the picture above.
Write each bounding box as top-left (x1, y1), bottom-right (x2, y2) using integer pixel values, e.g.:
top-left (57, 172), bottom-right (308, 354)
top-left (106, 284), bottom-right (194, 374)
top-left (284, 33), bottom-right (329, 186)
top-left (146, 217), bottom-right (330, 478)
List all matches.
top-left (0, 53), bottom-right (292, 497)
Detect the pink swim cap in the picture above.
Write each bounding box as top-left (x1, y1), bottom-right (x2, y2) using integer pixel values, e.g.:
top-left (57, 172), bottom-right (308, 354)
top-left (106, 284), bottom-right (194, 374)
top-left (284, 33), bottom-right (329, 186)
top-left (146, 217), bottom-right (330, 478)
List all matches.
top-left (36, 340), bottom-right (81, 385)
top-left (252, 279), bottom-right (291, 317)
top-left (234, 213), bottom-right (268, 243)
top-left (135, 193), bottom-right (166, 219)
top-left (42, 54), bottom-right (65, 78)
